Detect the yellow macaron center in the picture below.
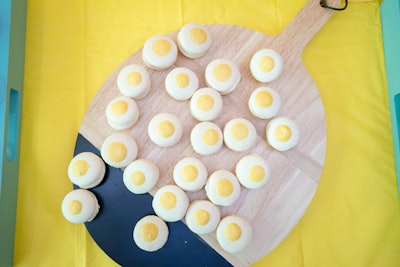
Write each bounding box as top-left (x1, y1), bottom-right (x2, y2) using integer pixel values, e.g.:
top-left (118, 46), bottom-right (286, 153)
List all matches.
top-left (190, 27), bottom-right (207, 44)
top-left (160, 192), bottom-right (177, 210)
top-left (72, 160), bottom-right (90, 177)
top-left (126, 71), bottom-right (142, 86)
top-left (152, 39), bottom-right (171, 56)
top-left (157, 121), bottom-right (175, 138)
top-left (202, 129), bottom-right (219, 146)
top-left (111, 100), bottom-right (128, 116)
top-left (107, 142), bottom-right (127, 163)
top-left (231, 122), bottom-right (249, 140)
top-left (181, 165), bottom-right (198, 182)
top-left (224, 223), bottom-right (242, 241)
top-left (68, 200), bottom-right (82, 215)
top-left (248, 165), bottom-right (265, 182)
top-left (216, 179), bottom-right (233, 197)
top-left (197, 94), bottom-right (214, 111)
top-left (274, 125), bottom-right (292, 142)
top-left (141, 223), bottom-right (159, 242)
top-left (213, 63), bottom-right (232, 82)
top-left (175, 73), bottom-right (190, 88)
top-left (255, 91), bottom-right (273, 108)
top-left (259, 56), bottom-right (275, 72)
top-left (194, 209), bottom-right (210, 226)
top-left (130, 171), bottom-right (145, 186)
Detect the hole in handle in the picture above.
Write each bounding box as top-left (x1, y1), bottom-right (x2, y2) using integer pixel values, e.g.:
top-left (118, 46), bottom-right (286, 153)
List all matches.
top-left (6, 89), bottom-right (20, 161)
top-left (320, 0), bottom-right (348, 11)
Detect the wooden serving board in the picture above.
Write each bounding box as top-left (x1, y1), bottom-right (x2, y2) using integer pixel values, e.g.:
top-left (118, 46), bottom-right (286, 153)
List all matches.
top-left (76, 1), bottom-right (337, 266)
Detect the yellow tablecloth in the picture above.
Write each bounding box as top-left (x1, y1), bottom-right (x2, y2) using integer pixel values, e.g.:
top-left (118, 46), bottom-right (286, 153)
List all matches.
top-left (14, 0), bottom-right (400, 266)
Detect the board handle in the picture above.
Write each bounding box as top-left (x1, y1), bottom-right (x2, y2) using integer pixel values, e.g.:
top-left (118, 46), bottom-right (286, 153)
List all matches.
top-left (276, 0), bottom-right (340, 58)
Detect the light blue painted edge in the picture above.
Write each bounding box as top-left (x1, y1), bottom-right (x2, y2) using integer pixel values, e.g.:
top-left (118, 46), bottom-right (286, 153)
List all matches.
top-left (0, 0), bottom-right (11, 196)
top-left (381, 0), bottom-right (400, 198)
top-left (0, 0), bottom-right (27, 266)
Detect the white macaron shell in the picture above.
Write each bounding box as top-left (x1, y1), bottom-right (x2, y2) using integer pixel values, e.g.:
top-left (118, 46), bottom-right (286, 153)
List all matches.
top-left (205, 59), bottom-right (240, 94)
top-left (165, 67), bottom-right (199, 100)
top-left (68, 152), bottom-right (106, 189)
top-left (190, 87), bottom-right (223, 122)
top-left (173, 157), bottom-right (208, 191)
top-left (216, 215), bottom-right (253, 253)
top-left (100, 132), bottom-right (138, 168)
top-left (190, 121), bottom-right (223, 156)
top-left (248, 86), bottom-right (281, 119)
top-left (133, 215), bottom-right (169, 252)
top-left (266, 117), bottom-right (299, 152)
top-left (123, 159), bottom-right (160, 194)
top-left (185, 200), bottom-right (221, 235)
top-left (177, 23), bottom-right (212, 58)
top-left (223, 118), bottom-right (257, 152)
top-left (142, 36), bottom-right (178, 70)
top-left (205, 170), bottom-right (241, 207)
top-left (152, 185), bottom-right (189, 222)
top-left (61, 189), bottom-right (100, 224)
top-left (250, 48), bottom-right (283, 83)
top-left (117, 64), bottom-right (151, 99)
top-left (148, 113), bottom-right (183, 147)
top-left (106, 96), bottom-right (139, 130)
top-left (235, 154), bottom-right (270, 189)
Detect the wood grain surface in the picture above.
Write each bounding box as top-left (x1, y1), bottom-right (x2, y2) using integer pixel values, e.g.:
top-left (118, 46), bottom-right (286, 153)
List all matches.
top-left (78, 1), bottom-right (337, 266)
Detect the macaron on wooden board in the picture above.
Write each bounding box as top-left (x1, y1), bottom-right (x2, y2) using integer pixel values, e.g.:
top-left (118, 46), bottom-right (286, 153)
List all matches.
top-left (74, 1), bottom-right (338, 266)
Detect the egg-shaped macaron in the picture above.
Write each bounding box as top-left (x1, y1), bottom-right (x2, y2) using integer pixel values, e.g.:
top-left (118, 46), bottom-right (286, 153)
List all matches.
top-left (205, 59), bottom-right (240, 95)
top-left (100, 132), bottom-right (138, 168)
top-left (248, 86), bottom-right (281, 119)
top-left (148, 113), bottom-right (183, 147)
top-left (235, 154), bottom-right (270, 189)
top-left (142, 36), bottom-right (178, 70)
top-left (165, 67), bottom-right (199, 100)
top-left (185, 200), bottom-right (221, 235)
top-left (61, 189), bottom-right (100, 224)
top-left (223, 118), bottom-right (257, 152)
top-left (190, 121), bottom-right (223, 155)
top-left (266, 117), bottom-right (299, 151)
top-left (117, 64), bottom-right (151, 99)
top-left (250, 48), bottom-right (283, 83)
top-left (177, 23), bottom-right (212, 58)
top-left (173, 157), bottom-right (208, 192)
top-left (152, 185), bottom-right (189, 222)
top-left (190, 87), bottom-right (223, 121)
top-left (205, 170), bottom-right (241, 207)
top-left (67, 152), bottom-right (106, 189)
top-left (133, 215), bottom-right (169, 252)
top-left (216, 215), bottom-right (252, 253)
top-left (123, 159), bottom-right (159, 194)
top-left (106, 96), bottom-right (139, 130)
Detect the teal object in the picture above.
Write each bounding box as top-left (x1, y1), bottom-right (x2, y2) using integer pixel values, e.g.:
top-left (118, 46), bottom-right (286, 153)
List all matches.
top-left (0, 0), bottom-right (27, 266)
top-left (381, 0), bottom-right (400, 198)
